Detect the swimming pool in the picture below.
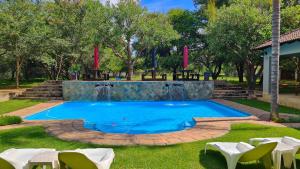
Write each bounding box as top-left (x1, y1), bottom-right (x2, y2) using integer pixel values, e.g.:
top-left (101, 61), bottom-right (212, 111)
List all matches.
top-left (26, 101), bottom-right (250, 134)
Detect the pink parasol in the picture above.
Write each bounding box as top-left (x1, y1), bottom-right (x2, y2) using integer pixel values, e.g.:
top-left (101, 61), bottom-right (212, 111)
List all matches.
top-left (183, 45), bottom-right (189, 69)
top-left (94, 45), bottom-right (99, 70)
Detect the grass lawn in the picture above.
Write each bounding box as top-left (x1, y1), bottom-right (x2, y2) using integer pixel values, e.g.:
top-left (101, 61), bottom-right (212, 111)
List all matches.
top-left (231, 99), bottom-right (300, 115)
top-left (0, 99), bottom-right (44, 115)
top-left (0, 79), bottom-right (44, 89)
top-left (1, 123), bottom-right (300, 169)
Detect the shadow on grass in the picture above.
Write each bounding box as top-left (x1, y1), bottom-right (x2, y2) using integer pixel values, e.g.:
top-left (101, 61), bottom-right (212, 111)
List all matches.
top-left (0, 127), bottom-right (46, 146)
top-left (0, 126), bottom-right (96, 149)
top-left (199, 150), bottom-right (265, 169)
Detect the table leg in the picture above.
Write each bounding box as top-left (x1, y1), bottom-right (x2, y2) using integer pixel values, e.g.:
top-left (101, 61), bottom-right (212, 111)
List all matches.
top-left (282, 152), bottom-right (293, 169)
top-left (273, 151), bottom-right (282, 169)
top-left (31, 165), bottom-right (38, 169)
top-left (53, 161), bottom-right (59, 169)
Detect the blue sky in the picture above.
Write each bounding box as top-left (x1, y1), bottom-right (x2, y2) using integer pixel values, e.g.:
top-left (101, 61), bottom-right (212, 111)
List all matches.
top-left (141, 0), bottom-right (196, 13)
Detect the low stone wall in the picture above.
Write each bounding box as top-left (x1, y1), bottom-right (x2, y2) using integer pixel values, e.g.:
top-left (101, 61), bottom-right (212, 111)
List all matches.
top-left (63, 81), bottom-right (214, 101)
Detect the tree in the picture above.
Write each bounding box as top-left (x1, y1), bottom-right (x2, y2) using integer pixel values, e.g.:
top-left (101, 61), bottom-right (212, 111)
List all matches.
top-left (193, 0), bottom-right (229, 8)
top-left (206, 0), bottom-right (271, 88)
top-left (281, 5), bottom-right (300, 83)
top-left (166, 9), bottom-right (203, 72)
top-left (0, 0), bottom-right (38, 88)
top-left (194, 48), bottom-right (225, 80)
top-left (104, 0), bottom-right (179, 80)
top-left (99, 48), bottom-right (125, 73)
top-left (282, 0), bottom-right (300, 7)
top-left (37, 0), bottom-right (88, 80)
top-left (270, 0), bottom-right (281, 120)
top-left (281, 5), bottom-right (300, 33)
top-left (79, 0), bottom-right (112, 75)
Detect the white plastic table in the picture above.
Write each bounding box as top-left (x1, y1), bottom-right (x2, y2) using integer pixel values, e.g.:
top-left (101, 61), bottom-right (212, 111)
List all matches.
top-left (249, 138), bottom-right (296, 169)
top-left (28, 151), bottom-right (59, 169)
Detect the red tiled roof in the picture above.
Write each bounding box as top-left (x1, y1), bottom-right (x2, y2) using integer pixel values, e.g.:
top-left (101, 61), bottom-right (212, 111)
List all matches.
top-left (256, 28), bottom-right (300, 49)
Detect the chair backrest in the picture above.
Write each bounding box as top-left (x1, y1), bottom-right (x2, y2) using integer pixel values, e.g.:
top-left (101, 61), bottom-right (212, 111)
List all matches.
top-left (0, 157), bottom-right (15, 169)
top-left (58, 152), bottom-right (98, 169)
top-left (239, 142), bottom-right (277, 162)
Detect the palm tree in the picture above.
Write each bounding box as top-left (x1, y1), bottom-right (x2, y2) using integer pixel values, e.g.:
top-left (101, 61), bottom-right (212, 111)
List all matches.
top-left (270, 0), bottom-right (280, 120)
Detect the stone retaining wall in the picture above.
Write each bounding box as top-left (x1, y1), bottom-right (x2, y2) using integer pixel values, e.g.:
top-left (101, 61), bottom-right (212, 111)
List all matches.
top-left (63, 81), bottom-right (214, 101)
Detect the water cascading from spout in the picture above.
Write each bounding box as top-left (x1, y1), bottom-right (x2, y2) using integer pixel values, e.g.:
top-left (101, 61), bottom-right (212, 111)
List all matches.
top-left (165, 84), bottom-right (172, 100)
top-left (95, 83), bottom-right (114, 101)
top-left (165, 83), bottom-right (186, 101)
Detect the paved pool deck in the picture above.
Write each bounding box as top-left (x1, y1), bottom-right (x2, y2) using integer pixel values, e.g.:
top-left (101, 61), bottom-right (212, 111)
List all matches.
top-left (2, 99), bottom-right (286, 145)
top-left (0, 89), bottom-right (25, 102)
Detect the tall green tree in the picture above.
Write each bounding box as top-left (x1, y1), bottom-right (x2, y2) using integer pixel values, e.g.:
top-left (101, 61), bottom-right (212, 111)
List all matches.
top-left (166, 9), bottom-right (203, 72)
top-left (270, 0), bottom-right (281, 120)
top-left (206, 0), bottom-right (271, 89)
top-left (0, 0), bottom-right (38, 88)
top-left (37, 0), bottom-right (88, 80)
top-left (80, 0), bottom-right (112, 73)
top-left (282, 0), bottom-right (300, 7)
top-left (281, 5), bottom-right (300, 33)
top-left (104, 0), bottom-right (179, 80)
top-left (193, 0), bottom-right (229, 8)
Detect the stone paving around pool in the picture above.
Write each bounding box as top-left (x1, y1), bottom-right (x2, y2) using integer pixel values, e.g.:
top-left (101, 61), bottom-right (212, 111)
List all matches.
top-left (2, 99), bottom-right (286, 146)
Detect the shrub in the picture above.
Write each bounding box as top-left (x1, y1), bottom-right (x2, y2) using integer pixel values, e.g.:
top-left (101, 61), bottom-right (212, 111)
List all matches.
top-left (0, 116), bottom-right (22, 126)
top-left (278, 117), bottom-right (300, 123)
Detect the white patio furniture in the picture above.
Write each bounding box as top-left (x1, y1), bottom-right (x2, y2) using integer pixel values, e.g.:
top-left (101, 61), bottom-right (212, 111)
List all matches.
top-left (205, 141), bottom-right (277, 169)
top-left (249, 136), bottom-right (300, 169)
top-left (28, 151), bottom-right (59, 169)
top-left (0, 148), bottom-right (56, 169)
top-left (58, 148), bottom-right (115, 169)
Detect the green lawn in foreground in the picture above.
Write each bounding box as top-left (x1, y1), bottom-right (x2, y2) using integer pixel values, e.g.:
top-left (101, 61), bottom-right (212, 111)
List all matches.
top-left (1, 124), bottom-right (300, 169)
top-left (0, 100), bottom-right (44, 115)
top-left (231, 99), bottom-right (300, 115)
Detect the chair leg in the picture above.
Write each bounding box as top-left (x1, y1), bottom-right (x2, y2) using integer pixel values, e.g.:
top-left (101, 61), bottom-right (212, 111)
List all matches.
top-left (261, 154), bottom-right (273, 169)
top-left (293, 158), bottom-right (296, 169)
top-left (59, 161), bottom-right (67, 169)
top-left (225, 156), bottom-right (239, 169)
top-left (282, 152), bottom-right (293, 169)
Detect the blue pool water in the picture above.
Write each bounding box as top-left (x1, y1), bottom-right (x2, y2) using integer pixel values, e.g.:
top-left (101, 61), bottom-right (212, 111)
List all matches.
top-left (26, 101), bottom-right (250, 134)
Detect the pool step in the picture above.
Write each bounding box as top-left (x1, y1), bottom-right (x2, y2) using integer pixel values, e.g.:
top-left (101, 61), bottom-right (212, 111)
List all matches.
top-left (16, 96), bottom-right (63, 100)
top-left (213, 81), bottom-right (263, 99)
top-left (14, 80), bottom-right (63, 100)
top-left (213, 89), bottom-right (249, 99)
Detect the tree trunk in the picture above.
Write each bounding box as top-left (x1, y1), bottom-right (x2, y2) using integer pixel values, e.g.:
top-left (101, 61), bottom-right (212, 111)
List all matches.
top-left (211, 64), bottom-right (222, 80)
top-left (296, 57), bottom-right (300, 82)
top-left (15, 56), bottom-right (20, 89)
top-left (245, 65), bottom-right (256, 91)
top-left (270, 0), bottom-right (281, 120)
top-left (10, 69), bottom-right (15, 81)
top-left (55, 55), bottom-right (63, 80)
top-left (126, 39), bottom-right (133, 81)
top-left (127, 62), bottom-right (133, 81)
top-left (173, 68), bottom-right (177, 80)
top-left (211, 74), bottom-right (218, 80)
top-left (259, 74), bottom-right (263, 86)
top-left (236, 62), bottom-right (244, 83)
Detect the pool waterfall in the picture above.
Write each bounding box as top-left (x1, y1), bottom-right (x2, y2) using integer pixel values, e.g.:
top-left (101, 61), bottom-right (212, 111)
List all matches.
top-left (95, 83), bottom-right (114, 101)
top-left (63, 81), bottom-right (213, 101)
top-left (165, 83), bottom-right (186, 101)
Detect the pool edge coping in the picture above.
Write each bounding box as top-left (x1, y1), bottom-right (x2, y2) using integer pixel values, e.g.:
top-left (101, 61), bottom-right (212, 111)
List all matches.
top-left (3, 99), bottom-right (285, 145)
